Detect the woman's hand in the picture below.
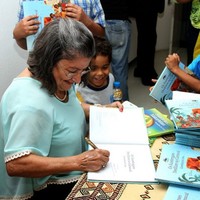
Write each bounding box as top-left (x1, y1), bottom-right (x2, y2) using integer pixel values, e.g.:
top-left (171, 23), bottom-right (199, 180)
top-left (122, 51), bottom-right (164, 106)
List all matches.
top-left (78, 149), bottom-right (110, 172)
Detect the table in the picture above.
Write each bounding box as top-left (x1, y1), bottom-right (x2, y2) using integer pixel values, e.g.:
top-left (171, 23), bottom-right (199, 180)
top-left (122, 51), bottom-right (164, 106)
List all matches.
top-left (66, 134), bottom-right (175, 200)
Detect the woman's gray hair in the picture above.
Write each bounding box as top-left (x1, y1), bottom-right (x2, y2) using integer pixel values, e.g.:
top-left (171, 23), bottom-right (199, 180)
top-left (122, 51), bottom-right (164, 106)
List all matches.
top-left (27, 18), bottom-right (95, 94)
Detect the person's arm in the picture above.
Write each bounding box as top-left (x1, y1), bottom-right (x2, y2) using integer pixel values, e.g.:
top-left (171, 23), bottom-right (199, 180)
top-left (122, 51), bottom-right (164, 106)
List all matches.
top-left (165, 53), bottom-right (200, 93)
top-left (65, 3), bottom-right (105, 37)
top-left (13, 15), bottom-right (40, 50)
top-left (6, 149), bottom-right (109, 177)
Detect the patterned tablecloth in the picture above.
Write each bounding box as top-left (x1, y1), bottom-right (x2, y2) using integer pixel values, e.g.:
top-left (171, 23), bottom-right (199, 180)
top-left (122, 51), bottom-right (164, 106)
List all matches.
top-left (66, 134), bottom-right (175, 200)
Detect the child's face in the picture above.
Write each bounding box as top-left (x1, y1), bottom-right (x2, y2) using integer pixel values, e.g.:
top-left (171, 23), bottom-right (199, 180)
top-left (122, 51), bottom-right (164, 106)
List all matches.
top-left (87, 55), bottom-right (110, 88)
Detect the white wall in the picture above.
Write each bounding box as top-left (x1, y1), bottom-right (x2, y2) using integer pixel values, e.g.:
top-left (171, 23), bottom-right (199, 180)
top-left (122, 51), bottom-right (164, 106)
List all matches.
top-left (0, 0), bottom-right (174, 98)
top-left (0, 1), bottom-right (28, 98)
top-left (157, 1), bottom-right (174, 51)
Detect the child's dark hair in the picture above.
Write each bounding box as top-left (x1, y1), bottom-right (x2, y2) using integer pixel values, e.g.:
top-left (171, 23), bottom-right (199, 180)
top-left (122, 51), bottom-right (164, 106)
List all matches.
top-left (93, 36), bottom-right (112, 62)
top-left (80, 36), bottom-right (112, 86)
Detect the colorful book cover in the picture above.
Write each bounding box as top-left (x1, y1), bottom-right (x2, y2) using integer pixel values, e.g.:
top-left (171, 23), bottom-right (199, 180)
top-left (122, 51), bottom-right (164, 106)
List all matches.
top-left (149, 62), bottom-right (192, 105)
top-left (23, 1), bottom-right (68, 51)
top-left (144, 108), bottom-right (174, 138)
top-left (155, 144), bottom-right (200, 188)
top-left (165, 99), bottom-right (200, 129)
top-left (164, 185), bottom-right (200, 200)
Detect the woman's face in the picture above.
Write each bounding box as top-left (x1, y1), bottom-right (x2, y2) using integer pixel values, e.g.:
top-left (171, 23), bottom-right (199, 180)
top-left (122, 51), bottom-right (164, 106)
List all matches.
top-left (87, 55), bottom-right (110, 88)
top-left (53, 57), bottom-right (91, 92)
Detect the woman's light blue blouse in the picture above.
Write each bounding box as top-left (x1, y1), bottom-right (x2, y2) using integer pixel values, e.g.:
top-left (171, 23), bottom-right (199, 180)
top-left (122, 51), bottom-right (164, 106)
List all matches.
top-left (0, 77), bottom-right (87, 199)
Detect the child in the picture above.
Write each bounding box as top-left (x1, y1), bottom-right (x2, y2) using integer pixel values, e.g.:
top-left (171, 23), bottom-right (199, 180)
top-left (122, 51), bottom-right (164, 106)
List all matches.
top-left (165, 53), bottom-right (200, 93)
top-left (76, 36), bottom-right (114, 104)
top-left (149, 53), bottom-right (200, 93)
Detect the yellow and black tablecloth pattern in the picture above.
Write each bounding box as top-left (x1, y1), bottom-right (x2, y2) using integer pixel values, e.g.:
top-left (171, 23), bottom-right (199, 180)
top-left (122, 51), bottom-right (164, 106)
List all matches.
top-left (66, 134), bottom-right (175, 200)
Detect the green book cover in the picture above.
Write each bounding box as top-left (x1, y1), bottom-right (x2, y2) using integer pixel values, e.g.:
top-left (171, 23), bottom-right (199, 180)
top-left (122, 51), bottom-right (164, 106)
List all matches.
top-left (144, 108), bottom-right (174, 138)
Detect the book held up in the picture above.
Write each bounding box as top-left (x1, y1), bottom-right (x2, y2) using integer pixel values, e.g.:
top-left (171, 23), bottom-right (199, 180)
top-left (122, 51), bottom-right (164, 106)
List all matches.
top-left (23, 0), bottom-right (70, 51)
top-left (149, 62), bottom-right (196, 105)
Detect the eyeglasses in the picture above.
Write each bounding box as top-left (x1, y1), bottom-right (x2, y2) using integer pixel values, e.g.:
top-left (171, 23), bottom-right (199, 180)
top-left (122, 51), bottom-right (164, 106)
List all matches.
top-left (58, 63), bottom-right (91, 80)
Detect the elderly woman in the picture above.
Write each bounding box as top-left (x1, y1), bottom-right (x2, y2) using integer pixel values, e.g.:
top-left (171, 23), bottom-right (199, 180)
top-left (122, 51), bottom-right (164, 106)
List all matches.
top-left (0, 18), bottom-right (122, 200)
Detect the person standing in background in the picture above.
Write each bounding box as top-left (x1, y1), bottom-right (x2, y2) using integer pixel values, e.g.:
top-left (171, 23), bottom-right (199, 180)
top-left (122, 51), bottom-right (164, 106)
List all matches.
top-left (128, 0), bottom-right (165, 86)
top-left (13, 0), bottom-right (105, 50)
top-left (100, 0), bottom-right (131, 101)
top-left (174, 0), bottom-right (200, 64)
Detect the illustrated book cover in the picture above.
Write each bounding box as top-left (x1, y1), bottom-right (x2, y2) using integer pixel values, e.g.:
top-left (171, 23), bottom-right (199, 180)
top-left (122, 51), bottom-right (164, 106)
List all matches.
top-left (23, 0), bottom-right (69, 51)
top-left (144, 108), bottom-right (174, 138)
top-left (165, 99), bottom-right (200, 129)
top-left (164, 184), bottom-right (200, 200)
top-left (149, 62), bottom-right (195, 105)
top-left (87, 106), bottom-right (156, 183)
top-left (155, 144), bottom-right (200, 188)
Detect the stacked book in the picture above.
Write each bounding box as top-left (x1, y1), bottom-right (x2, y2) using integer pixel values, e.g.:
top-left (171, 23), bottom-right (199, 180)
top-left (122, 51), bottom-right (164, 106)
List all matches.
top-left (155, 144), bottom-right (200, 199)
top-left (165, 91), bottom-right (200, 148)
top-left (148, 61), bottom-right (200, 198)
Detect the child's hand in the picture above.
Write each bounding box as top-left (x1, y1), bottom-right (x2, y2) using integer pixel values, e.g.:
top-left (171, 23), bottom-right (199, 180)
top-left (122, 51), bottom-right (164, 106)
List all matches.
top-left (105, 101), bottom-right (123, 112)
top-left (165, 53), bottom-right (180, 73)
top-left (13, 15), bottom-right (40, 39)
top-left (149, 79), bottom-right (157, 92)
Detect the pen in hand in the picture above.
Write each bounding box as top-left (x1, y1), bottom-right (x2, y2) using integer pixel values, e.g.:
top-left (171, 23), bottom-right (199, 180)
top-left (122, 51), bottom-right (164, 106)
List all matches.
top-left (85, 137), bottom-right (98, 149)
top-left (85, 137), bottom-right (107, 168)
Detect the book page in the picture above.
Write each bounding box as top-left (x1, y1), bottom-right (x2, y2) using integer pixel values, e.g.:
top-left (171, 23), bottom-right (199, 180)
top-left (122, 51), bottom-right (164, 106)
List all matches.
top-left (89, 106), bottom-right (149, 145)
top-left (172, 91), bottom-right (200, 100)
top-left (87, 144), bottom-right (156, 183)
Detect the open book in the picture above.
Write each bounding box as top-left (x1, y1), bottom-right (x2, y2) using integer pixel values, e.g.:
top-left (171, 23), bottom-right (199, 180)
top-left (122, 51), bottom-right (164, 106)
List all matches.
top-left (155, 144), bottom-right (200, 188)
top-left (172, 90), bottom-right (200, 100)
top-left (149, 62), bottom-right (195, 105)
top-left (23, 1), bottom-right (69, 51)
top-left (87, 106), bottom-right (156, 183)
